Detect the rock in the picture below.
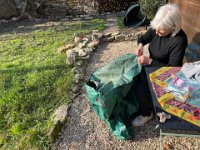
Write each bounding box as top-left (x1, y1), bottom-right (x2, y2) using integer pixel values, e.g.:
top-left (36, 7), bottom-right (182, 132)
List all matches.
top-left (66, 50), bottom-right (77, 65)
top-left (76, 60), bottom-right (83, 66)
top-left (74, 36), bottom-right (81, 44)
top-left (49, 105), bottom-right (68, 142)
top-left (74, 67), bottom-right (85, 74)
top-left (61, 18), bottom-right (70, 21)
top-left (78, 37), bottom-right (90, 48)
top-left (125, 35), bottom-right (130, 41)
top-left (111, 31), bottom-right (120, 36)
top-left (106, 12), bottom-right (112, 15)
top-left (72, 85), bottom-right (80, 93)
top-left (103, 33), bottom-right (112, 38)
top-left (87, 41), bottom-right (99, 49)
top-left (72, 47), bottom-right (87, 57)
top-left (80, 55), bottom-right (90, 60)
top-left (78, 42), bottom-right (87, 49)
top-left (84, 16), bottom-right (94, 20)
top-left (130, 36), bottom-right (138, 41)
top-left (115, 34), bottom-right (125, 42)
top-left (58, 43), bottom-right (75, 53)
top-left (75, 73), bottom-right (82, 81)
top-left (92, 33), bottom-right (103, 41)
top-left (53, 105), bottom-right (68, 124)
top-left (135, 30), bottom-right (146, 38)
top-left (77, 49), bottom-right (87, 57)
top-left (92, 30), bottom-right (100, 34)
top-left (84, 48), bottom-right (93, 55)
top-left (72, 18), bottom-right (82, 21)
top-left (102, 36), bottom-right (114, 42)
top-left (74, 33), bottom-right (84, 44)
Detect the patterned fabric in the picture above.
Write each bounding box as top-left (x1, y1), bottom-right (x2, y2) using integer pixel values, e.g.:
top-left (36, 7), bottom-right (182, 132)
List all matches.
top-left (150, 67), bottom-right (200, 127)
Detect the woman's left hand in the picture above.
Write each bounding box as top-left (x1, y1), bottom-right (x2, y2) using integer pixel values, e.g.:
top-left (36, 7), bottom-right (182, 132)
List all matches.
top-left (138, 55), bottom-right (152, 65)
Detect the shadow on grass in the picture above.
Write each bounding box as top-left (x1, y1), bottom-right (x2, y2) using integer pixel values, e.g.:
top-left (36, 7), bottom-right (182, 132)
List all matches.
top-left (0, 17), bottom-right (105, 39)
top-left (0, 64), bottom-right (71, 74)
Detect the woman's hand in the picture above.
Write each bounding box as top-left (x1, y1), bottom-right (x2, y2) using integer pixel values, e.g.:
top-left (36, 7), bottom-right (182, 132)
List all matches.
top-left (138, 55), bottom-right (152, 65)
top-left (136, 43), bottom-right (144, 56)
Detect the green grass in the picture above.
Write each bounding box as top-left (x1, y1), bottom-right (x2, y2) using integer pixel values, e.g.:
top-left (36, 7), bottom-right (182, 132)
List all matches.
top-left (0, 19), bottom-right (105, 149)
top-left (117, 16), bottom-right (125, 30)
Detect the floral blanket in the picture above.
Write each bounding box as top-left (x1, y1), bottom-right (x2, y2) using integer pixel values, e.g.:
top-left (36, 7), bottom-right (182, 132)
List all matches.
top-left (150, 67), bottom-right (200, 127)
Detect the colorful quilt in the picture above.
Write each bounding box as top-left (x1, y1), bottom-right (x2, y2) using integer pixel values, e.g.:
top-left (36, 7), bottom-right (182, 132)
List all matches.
top-left (150, 67), bottom-right (200, 127)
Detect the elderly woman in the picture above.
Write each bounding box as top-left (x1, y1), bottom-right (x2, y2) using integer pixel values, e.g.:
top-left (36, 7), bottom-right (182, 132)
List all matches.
top-left (132, 3), bottom-right (188, 126)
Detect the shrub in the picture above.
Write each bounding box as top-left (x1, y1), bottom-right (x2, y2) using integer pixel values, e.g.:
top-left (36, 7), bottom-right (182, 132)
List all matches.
top-left (139, 0), bottom-right (168, 20)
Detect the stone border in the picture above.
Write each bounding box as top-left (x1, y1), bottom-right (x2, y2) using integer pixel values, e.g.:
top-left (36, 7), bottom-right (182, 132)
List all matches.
top-left (49, 29), bottom-right (146, 141)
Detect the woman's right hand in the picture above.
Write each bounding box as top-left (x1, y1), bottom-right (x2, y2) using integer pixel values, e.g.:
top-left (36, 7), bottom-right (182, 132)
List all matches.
top-left (136, 43), bottom-right (144, 56)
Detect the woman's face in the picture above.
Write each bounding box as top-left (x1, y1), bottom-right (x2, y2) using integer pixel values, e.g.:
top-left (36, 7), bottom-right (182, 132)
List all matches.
top-left (156, 28), bottom-right (172, 37)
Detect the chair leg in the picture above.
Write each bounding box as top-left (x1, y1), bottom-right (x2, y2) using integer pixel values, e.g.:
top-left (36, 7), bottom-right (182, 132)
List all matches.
top-left (160, 129), bottom-right (163, 150)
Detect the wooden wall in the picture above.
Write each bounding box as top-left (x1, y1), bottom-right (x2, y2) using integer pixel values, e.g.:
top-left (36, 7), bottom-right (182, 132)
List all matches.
top-left (170, 0), bottom-right (200, 62)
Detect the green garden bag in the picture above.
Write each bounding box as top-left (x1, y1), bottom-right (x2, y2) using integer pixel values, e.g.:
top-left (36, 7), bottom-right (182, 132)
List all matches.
top-left (85, 54), bottom-right (142, 140)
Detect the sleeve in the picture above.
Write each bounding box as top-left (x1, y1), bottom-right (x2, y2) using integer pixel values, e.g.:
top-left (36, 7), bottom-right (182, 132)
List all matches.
top-left (150, 38), bottom-right (188, 67)
top-left (168, 38), bottom-right (187, 66)
top-left (137, 28), bottom-right (156, 46)
top-left (150, 60), bottom-right (167, 67)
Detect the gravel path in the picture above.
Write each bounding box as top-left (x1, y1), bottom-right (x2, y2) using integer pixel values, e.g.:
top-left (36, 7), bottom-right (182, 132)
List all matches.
top-left (52, 16), bottom-right (200, 150)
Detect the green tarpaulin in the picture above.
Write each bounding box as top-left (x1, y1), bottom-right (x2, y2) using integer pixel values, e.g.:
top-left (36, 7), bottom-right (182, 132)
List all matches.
top-left (86, 54), bottom-right (142, 140)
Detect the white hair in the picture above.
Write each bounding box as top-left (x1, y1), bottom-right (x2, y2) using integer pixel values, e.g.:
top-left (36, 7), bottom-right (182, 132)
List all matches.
top-left (150, 3), bottom-right (182, 36)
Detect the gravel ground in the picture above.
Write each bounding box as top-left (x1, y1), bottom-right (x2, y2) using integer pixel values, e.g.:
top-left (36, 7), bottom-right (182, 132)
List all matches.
top-left (52, 41), bottom-right (200, 150)
top-left (52, 16), bottom-right (200, 150)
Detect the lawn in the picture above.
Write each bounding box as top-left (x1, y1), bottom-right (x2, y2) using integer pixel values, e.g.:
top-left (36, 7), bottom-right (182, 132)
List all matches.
top-left (0, 18), bottom-right (105, 149)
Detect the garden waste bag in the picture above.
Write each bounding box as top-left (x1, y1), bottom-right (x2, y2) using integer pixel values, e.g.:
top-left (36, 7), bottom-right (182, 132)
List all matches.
top-left (85, 54), bottom-right (142, 140)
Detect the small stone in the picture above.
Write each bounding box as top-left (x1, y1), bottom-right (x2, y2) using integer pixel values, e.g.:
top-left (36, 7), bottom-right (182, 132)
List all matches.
top-left (92, 30), bottom-right (100, 34)
top-left (125, 35), bottom-right (130, 41)
top-left (12, 17), bottom-right (18, 21)
top-left (92, 33), bottom-right (103, 41)
top-left (106, 12), bottom-right (112, 15)
top-left (83, 48), bottom-right (93, 56)
top-left (74, 36), bottom-right (81, 44)
top-left (61, 18), bottom-right (70, 21)
top-left (72, 18), bottom-right (82, 21)
top-left (75, 73), bottom-right (82, 81)
top-left (78, 37), bottom-right (90, 48)
top-left (72, 85), bottom-right (80, 92)
top-left (49, 105), bottom-right (68, 142)
top-left (78, 42), bottom-right (87, 48)
top-left (111, 31), bottom-right (120, 36)
top-left (115, 34), bottom-right (125, 42)
top-left (103, 33), bottom-right (112, 38)
top-left (130, 36), bottom-right (138, 41)
top-left (74, 67), bottom-right (84, 74)
top-left (80, 55), bottom-right (90, 60)
top-left (74, 33), bottom-right (84, 44)
top-left (87, 41), bottom-right (99, 49)
top-left (77, 49), bottom-right (87, 57)
top-left (57, 44), bottom-right (75, 53)
top-left (76, 60), bottom-right (83, 66)
top-left (135, 30), bottom-right (146, 38)
top-left (53, 105), bottom-right (68, 124)
top-left (66, 50), bottom-right (77, 65)
top-left (85, 16), bottom-right (93, 20)
top-left (102, 36), bottom-right (114, 42)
